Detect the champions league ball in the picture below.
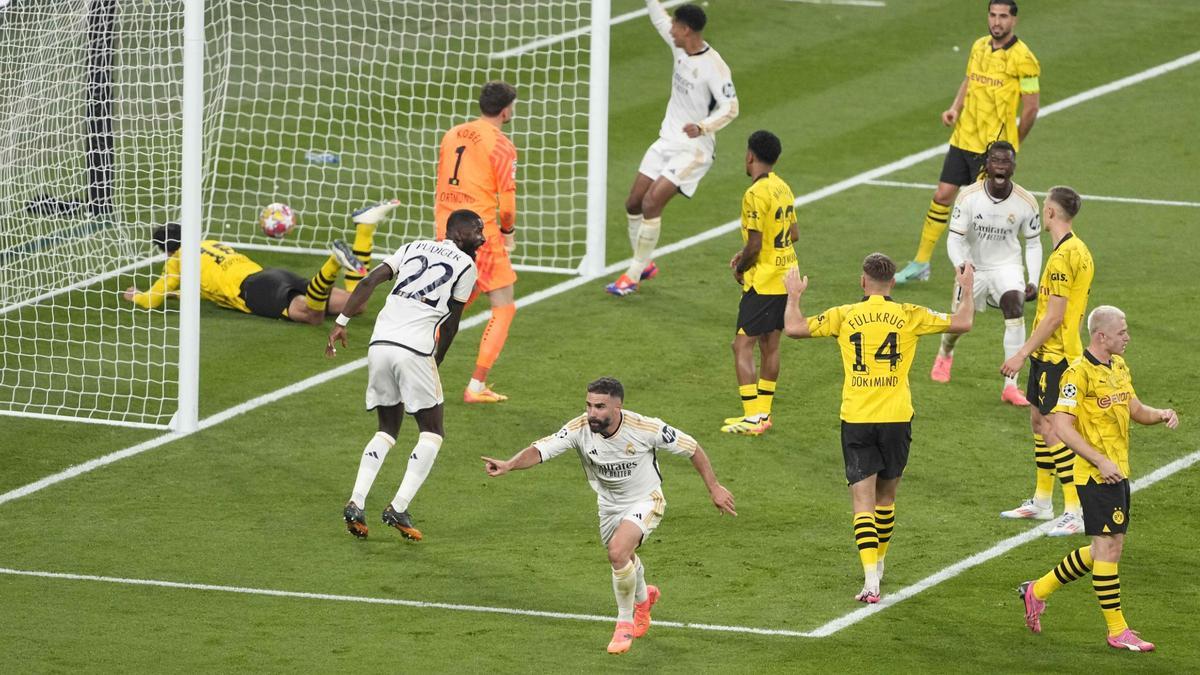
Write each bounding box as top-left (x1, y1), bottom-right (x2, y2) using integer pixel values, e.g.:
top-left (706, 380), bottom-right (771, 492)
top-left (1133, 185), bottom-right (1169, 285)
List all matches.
top-left (259, 202), bottom-right (295, 238)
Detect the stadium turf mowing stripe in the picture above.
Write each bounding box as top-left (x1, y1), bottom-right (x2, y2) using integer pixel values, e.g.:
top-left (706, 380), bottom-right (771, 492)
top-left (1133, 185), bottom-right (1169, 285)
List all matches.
top-left (489, 0), bottom-right (691, 60)
top-left (1, 449), bottom-right (1196, 639)
top-left (865, 180), bottom-right (1200, 209)
top-left (2, 48), bottom-right (1197, 509)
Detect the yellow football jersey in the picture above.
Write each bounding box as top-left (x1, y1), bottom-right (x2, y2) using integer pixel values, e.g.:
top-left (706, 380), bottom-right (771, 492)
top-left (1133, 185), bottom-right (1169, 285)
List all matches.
top-left (808, 296), bottom-right (954, 423)
top-left (1031, 232), bottom-right (1093, 362)
top-left (1052, 351), bottom-right (1136, 483)
top-left (949, 35), bottom-right (1040, 154)
top-left (131, 240), bottom-right (261, 313)
top-left (740, 171), bottom-right (798, 295)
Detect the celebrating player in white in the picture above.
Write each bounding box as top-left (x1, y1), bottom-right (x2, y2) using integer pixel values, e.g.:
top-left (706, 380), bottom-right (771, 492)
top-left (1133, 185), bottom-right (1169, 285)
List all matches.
top-left (606, 1), bottom-right (739, 297)
top-left (930, 141), bottom-right (1041, 405)
top-left (482, 377), bottom-right (736, 655)
top-left (328, 209), bottom-right (486, 542)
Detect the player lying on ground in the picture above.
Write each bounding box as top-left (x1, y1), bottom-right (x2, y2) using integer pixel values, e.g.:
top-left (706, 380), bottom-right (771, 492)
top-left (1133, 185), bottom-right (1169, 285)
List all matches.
top-left (124, 220), bottom-right (368, 324)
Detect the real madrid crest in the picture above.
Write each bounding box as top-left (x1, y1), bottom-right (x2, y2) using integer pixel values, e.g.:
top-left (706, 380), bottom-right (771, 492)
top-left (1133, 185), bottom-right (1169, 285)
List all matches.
top-left (625, 442), bottom-right (636, 456)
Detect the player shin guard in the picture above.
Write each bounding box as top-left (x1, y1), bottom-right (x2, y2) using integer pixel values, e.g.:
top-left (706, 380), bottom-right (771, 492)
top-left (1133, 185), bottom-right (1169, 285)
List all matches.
top-left (350, 431), bottom-right (396, 507)
top-left (1049, 442), bottom-right (1081, 512)
top-left (914, 200), bottom-right (952, 264)
top-left (1034, 433), bottom-right (1055, 505)
top-left (472, 303), bottom-right (515, 384)
top-left (344, 223), bottom-right (376, 292)
top-left (625, 217), bottom-right (661, 281)
top-left (1003, 318), bottom-right (1026, 388)
top-left (304, 255), bottom-right (342, 312)
top-left (612, 559), bottom-right (637, 622)
top-left (633, 554), bottom-right (648, 604)
top-left (1032, 545), bottom-right (1094, 600)
top-left (1092, 560), bottom-right (1128, 636)
top-left (627, 213), bottom-right (643, 251)
top-left (875, 504), bottom-right (895, 561)
top-left (738, 384), bottom-right (757, 421)
top-left (756, 379), bottom-right (776, 419)
top-left (390, 432), bottom-right (443, 512)
top-left (854, 512), bottom-right (879, 581)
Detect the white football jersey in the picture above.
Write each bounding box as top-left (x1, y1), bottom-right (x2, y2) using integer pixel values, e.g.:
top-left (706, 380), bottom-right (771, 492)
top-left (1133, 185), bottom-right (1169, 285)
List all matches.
top-left (647, 1), bottom-right (738, 152)
top-left (948, 181), bottom-right (1041, 271)
top-left (533, 410), bottom-right (699, 507)
top-left (369, 239), bottom-right (477, 355)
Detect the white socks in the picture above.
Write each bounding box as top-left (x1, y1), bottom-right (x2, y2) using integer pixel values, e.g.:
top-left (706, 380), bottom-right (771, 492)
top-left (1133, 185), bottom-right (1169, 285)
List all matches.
top-left (468, 378), bottom-right (486, 393)
top-left (390, 431), bottom-right (444, 512)
top-left (633, 554), bottom-right (648, 604)
top-left (627, 212), bottom-right (642, 250)
top-left (1004, 318), bottom-right (1026, 388)
top-left (612, 559), bottom-right (637, 622)
top-left (350, 431), bottom-right (396, 508)
top-left (625, 217), bottom-right (661, 281)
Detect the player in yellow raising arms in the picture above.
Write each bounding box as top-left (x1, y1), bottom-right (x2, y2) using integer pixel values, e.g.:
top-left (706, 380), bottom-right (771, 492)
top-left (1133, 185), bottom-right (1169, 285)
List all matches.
top-left (895, 0), bottom-right (1040, 284)
top-left (722, 130), bottom-right (798, 435)
top-left (783, 255), bottom-right (975, 603)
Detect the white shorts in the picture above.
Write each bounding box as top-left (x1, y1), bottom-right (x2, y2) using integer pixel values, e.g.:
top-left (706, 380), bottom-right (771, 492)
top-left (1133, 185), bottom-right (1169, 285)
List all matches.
top-left (637, 138), bottom-right (713, 198)
top-left (365, 345), bottom-right (443, 413)
top-left (598, 491), bottom-right (666, 546)
top-left (952, 265), bottom-right (1025, 312)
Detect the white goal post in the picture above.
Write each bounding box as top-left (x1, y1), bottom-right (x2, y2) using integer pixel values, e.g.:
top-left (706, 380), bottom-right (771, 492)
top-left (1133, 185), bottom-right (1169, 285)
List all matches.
top-left (0, 0), bottom-right (610, 430)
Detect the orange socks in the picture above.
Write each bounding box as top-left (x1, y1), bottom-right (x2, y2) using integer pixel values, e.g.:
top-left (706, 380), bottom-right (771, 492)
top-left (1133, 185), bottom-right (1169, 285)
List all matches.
top-left (472, 303), bottom-right (515, 382)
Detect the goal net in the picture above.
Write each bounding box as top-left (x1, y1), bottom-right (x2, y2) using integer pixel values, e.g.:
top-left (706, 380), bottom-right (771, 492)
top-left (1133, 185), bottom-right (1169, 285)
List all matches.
top-left (0, 0), bottom-right (607, 429)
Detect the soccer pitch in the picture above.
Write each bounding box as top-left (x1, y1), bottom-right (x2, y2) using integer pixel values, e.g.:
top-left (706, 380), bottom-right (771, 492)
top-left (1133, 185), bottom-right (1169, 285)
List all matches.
top-left (3, 0), bottom-right (1200, 670)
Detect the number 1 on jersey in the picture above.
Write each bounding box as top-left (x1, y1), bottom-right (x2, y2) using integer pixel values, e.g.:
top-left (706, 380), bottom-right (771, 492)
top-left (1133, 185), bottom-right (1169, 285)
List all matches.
top-left (448, 145), bottom-right (466, 186)
top-left (849, 331), bottom-right (901, 373)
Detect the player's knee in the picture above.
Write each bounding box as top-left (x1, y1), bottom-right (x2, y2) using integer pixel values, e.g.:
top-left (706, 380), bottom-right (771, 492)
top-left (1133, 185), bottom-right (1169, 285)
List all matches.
top-left (607, 546), bottom-right (632, 568)
top-left (999, 292), bottom-right (1023, 318)
top-left (624, 197), bottom-right (642, 215)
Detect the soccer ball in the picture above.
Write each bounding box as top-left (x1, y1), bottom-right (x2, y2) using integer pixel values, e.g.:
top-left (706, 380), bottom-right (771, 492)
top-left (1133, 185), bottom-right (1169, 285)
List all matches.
top-left (259, 202), bottom-right (295, 238)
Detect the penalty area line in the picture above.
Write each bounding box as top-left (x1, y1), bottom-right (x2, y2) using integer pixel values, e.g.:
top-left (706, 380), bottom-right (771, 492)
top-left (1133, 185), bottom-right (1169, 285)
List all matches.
top-left (3, 49), bottom-right (1197, 509)
top-left (0, 567), bottom-right (807, 638)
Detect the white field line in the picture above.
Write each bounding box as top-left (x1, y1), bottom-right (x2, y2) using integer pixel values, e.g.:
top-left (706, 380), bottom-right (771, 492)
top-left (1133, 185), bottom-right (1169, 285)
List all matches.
top-left (808, 448), bottom-right (1200, 637)
top-left (1, 449), bottom-right (1196, 639)
top-left (489, 0), bottom-right (690, 60)
top-left (0, 254), bottom-right (163, 317)
top-left (0, 567), bottom-right (805, 638)
top-left (866, 180), bottom-right (1200, 209)
top-left (785, 0), bottom-right (886, 7)
top-left (232, 240), bottom-right (580, 275)
top-left (2, 49), bottom-right (1196, 509)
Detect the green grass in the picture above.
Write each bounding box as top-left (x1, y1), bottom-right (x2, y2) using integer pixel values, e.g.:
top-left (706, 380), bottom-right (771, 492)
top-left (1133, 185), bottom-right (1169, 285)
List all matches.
top-left (3, 0), bottom-right (1200, 671)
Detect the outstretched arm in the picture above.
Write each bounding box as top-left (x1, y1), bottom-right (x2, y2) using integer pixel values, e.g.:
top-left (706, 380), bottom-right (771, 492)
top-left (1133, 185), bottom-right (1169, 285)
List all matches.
top-left (482, 446), bottom-right (542, 476)
top-left (326, 263), bottom-right (393, 357)
top-left (645, 0), bottom-right (674, 46)
top-left (1130, 397), bottom-right (1179, 429)
top-left (689, 446), bottom-right (736, 516)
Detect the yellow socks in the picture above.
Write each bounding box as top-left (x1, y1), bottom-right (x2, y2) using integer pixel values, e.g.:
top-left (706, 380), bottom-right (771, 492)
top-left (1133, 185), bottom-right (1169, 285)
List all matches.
top-left (875, 504), bottom-right (895, 561)
top-left (304, 255), bottom-right (342, 312)
top-left (1032, 545), bottom-right (1093, 599)
top-left (1093, 560), bottom-right (1128, 636)
top-left (914, 200), bottom-right (952, 263)
top-left (344, 223), bottom-right (376, 292)
top-left (756, 379), bottom-right (776, 419)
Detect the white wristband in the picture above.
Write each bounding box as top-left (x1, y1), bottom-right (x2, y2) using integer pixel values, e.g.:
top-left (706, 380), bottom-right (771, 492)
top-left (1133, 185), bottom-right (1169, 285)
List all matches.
top-left (335, 313), bottom-right (351, 327)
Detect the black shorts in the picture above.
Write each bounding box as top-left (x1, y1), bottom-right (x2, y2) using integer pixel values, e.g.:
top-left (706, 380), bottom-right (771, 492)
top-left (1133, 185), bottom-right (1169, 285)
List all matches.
top-left (1078, 478), bottom-right (1130, 536)
top-left (736, 289), bottom-right (786, 336)
top-left (841, 421), bottom-right (912, 485)
top-left (938, 145), bottom-right (987, 186)
top-left (1026, 356), bottom-right (1069, 415)
top-left (240, 268), bottom-right (308, 319)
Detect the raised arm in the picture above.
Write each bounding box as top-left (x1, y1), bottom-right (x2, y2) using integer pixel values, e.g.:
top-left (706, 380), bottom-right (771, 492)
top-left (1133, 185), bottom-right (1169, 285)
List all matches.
top-left (645, 0), bottom-right (674, 46)
top-left (782, 268), bottom-right (812, 338)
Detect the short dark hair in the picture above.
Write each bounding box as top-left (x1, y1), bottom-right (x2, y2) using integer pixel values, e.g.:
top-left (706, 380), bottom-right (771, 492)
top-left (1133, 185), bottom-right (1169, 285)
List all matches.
top-left (1046, 186), bottom-right (1082, 220)
top-left (152, 222), bottom-right (181, 255)
top-left (674, 4), bottom-right (707, 32)
top-left (989, 0), bottom-right (1017, 15)
top-left (986, 140), bottom-right (1016, 159)
top-left (862, 252), bottom-right (896, 283)
top-left (446, 209), bottom-right (483, 235)
top-left (587, 377), bottom-right (624, 401)
top-left (747, 130), bottom-right (782, 165)
top-left (479, 81), bottom-right (517, 117)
